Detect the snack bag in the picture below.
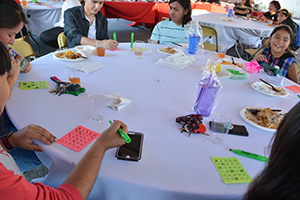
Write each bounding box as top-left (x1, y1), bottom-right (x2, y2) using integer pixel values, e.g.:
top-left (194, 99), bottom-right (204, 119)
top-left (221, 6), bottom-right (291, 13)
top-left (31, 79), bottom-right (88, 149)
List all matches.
top-left (193, 59), bottom-right (222, 117)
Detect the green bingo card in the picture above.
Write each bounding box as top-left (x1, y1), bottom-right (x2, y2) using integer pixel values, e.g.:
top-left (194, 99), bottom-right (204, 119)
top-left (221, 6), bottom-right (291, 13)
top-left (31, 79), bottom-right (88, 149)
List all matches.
top-left (211, 157), bottom-right (253, 184)
top-left (20, 81), bottom-right (49, 90)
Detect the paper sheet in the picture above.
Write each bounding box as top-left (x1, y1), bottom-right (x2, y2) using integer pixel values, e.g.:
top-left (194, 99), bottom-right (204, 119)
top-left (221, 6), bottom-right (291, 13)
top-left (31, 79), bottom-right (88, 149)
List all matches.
top-left (56, 125), bottom-right (100, 152)
top-left (211, 157), bottom-right (253, 184)
top-left (285, 85), bottom-right (300, 93)
top-left (64, 61), bottom-right (107, 74)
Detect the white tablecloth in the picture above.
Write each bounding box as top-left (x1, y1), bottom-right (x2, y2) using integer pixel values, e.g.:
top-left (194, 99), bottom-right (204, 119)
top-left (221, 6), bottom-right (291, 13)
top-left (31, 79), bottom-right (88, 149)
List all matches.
top-left (192, 10), bottom-right (274, 49)
top-left (23, 1), bottom-right (63, 36)
top-left (6, 43), bottom-right (299, 200)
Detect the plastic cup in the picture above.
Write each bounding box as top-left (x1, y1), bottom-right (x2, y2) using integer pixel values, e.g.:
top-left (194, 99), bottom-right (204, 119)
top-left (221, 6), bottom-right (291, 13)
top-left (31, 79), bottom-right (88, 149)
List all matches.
top-left (68, 68), bottom-right (80, 84)
top-left (268, 20), bottom-right (273, 26)
top-left (246, 14), bottom-right (251, 20)
top-left (218, 44), bottom-right (228, 58)
top-left (277, 93), bottom-right (295, 113)
top-left (22, 0), bottom-right (27, 6)
top-left (87, 94), bottom-right (106, 123)
top-left (188, 35), bottom-right (200, 54)
top-left (209, 114), bottom-right (232, 145)
top-left (96, 41), bottom-right (106, 57)
top-left (147, 39), bottom-right (157, 54)
top-left (135, 40), bottom-right (145, 59)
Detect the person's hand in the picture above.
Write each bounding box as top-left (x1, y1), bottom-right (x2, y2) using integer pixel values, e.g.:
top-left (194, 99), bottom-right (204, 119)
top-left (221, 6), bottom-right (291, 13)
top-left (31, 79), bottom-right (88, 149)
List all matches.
top-left (8, 124), bottom-right (56, 152)
top-left (255, 54), bottom-right (267, 62)
top-left (105, 39), bottom-right (119, 50)
top-left (8, 49), bottom-right (20, 79)
top-left (21, 60), bottom-right (32, 73)
top-left (97, 120), bottom-right (126, 151)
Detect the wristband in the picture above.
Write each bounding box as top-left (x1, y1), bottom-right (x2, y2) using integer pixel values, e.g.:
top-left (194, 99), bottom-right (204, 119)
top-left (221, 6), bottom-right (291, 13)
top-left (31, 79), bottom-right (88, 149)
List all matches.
top-left (0, 131), bottom-right (15, 151)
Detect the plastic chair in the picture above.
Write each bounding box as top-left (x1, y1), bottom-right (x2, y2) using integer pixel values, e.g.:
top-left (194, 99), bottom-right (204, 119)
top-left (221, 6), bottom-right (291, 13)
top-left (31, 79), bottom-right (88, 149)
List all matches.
top-left (200, 24), bottom-right (218, 52)
top-left (8, 40), bottom-right (36, 59)
top-left (57, 32), bottom-right (68, 50)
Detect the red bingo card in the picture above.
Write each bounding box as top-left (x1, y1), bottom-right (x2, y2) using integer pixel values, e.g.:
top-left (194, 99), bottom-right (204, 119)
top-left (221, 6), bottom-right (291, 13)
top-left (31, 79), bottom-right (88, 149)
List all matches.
top-left (56, 125), bottom-right (100, 152)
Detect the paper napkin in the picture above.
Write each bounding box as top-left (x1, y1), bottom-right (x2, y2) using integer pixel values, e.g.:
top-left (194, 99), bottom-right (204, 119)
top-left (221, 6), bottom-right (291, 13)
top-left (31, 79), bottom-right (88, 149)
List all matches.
top-left (105, 93), bottom-right (131, 111)
top-left (64, 61), bottom-right (107, 74)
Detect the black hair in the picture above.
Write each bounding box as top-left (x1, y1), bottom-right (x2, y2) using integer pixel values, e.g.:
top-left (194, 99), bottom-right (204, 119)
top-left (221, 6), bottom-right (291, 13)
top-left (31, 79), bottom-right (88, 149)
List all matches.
top-left (270, 1), bottom-right (281, 11)
top-left (243, 101), bottom-right (300, 199)
top-left (0, 0), bottom-right (28, 29)
top-left (169, 0), bottom-right (192, 27)
top-left (278, 9), bottom-right (292, 19)
top-left (0, 42), bottom-right (11, 76)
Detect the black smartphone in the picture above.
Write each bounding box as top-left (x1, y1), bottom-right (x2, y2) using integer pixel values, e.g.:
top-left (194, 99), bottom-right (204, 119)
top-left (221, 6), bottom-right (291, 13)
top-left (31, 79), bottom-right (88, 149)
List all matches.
top-left (209, 121), bottom-right (249, 137)
top-left (115, 131), bottom-right (144, 161)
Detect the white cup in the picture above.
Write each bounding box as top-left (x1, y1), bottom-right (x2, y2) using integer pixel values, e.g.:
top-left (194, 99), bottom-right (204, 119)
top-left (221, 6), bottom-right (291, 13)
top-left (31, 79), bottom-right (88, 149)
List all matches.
top-left (147, 39), bottom-right (157, 54)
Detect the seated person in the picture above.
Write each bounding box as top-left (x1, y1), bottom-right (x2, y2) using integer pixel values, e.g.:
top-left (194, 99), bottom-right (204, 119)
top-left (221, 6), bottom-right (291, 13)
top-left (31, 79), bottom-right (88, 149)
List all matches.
top-left (0, 0), bottom-right (31, 73)
top-left (277, 9), bottom-right (299, 51)
top-left (150, 0), bottom-right (203, 45)
top-left (0, 39), bottom-right (126, 199)
top-left (40, 0), bottom-right (82, 49)
top-left (243, 101), bottom-right (300, 199)
top-left (257, 1), bottom-right (281, 22)
top-left (64, 0), bottom-right (118, 49)
top-left (234, 0), bottom-right (252, 17)
top-left (255, 25), bottom-right (298, 84)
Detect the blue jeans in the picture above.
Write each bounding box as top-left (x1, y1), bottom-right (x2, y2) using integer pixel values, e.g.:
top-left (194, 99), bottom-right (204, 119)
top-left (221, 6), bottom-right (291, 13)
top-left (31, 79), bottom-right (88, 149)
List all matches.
top-left (2, 108), bottom-right (42, 172)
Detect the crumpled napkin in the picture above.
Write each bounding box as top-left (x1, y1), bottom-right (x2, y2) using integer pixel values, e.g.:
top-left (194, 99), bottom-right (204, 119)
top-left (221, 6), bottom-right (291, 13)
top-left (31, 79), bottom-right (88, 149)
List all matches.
top-left (155, 52), bottom-right (195, 70)
top-left (104, 93), bottom-right (131, 111)
top-left (64, 61), bottom-right (107, 74)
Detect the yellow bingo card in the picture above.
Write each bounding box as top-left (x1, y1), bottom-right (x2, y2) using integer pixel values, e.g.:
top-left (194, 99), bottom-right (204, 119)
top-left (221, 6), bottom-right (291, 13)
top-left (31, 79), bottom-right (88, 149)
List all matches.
top-left (211, 157), bottom-right (253, 184)
top-left (20, 81), bottom-right (49, 90)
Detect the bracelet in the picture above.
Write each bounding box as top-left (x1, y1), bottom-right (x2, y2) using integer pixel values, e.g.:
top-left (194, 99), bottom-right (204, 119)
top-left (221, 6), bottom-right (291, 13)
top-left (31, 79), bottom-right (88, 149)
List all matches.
top-left (0, 131), bottom-right (15, 151)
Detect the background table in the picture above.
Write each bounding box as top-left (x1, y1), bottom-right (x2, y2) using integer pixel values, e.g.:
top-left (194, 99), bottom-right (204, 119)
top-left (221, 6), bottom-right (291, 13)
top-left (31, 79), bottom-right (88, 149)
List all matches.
top-left (6, 43), bottom-right (299, 200)
top-left (23, 1), bottom-right (63, 36)
top-left (192, 10), bottom-right (274, 49)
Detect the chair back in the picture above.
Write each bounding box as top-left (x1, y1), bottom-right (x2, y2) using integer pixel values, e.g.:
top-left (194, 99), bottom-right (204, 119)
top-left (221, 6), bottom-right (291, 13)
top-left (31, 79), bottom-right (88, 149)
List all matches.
top-left (244, 38), bottom-right (270, 61)
top-left (8, 40), bottom-right (35, 59)
top-left (57, 32), bottom-right (68, 50)
top-left (200, 24), bottom-right (218, 52)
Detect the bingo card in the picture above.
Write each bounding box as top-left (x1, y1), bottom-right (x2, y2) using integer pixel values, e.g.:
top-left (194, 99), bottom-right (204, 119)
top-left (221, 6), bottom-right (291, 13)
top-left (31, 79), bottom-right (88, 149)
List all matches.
top-left (211, 157), bottom-right (253, 184)
top-left (56, 125), bottom-right (100, 152)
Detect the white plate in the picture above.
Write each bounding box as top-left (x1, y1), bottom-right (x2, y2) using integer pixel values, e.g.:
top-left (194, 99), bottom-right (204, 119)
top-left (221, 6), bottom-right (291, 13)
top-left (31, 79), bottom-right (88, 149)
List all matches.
top-left (74, 45), bottom-right (96, 54)
top-left (251, 81), bottom-right (289, 97)
top-left (53, 50), bottom-right (86, 62)
top-left (157, 47), bottom-right (181, 55)
top-left (240, 107), bottom-right (276, 132)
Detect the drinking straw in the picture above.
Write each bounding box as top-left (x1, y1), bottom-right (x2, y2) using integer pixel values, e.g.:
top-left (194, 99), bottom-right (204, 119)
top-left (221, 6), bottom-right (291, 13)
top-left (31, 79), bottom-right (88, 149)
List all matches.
top-left (113, 33), bottom-right (117, 41)
top-left (131, 33), bottom-right (134, 48)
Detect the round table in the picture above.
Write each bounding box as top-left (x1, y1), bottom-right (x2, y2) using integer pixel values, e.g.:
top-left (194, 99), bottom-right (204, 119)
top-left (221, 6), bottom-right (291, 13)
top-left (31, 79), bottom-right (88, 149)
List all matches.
top-left (6, 43), bottom-right (298, 200)
top-left (192, 10), bottom-right (274, 49)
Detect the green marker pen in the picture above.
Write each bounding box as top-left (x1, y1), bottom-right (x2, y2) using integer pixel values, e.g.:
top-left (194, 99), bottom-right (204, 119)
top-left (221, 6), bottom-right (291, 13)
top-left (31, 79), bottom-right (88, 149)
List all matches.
top-left (113, 33), bottom-right (117, 41)
top-left (229, 149), bottom-right (269, 162)
top-left (131, 32), bottom-right (134, 48)
top-left (109, 120), bottom-right (131, 143)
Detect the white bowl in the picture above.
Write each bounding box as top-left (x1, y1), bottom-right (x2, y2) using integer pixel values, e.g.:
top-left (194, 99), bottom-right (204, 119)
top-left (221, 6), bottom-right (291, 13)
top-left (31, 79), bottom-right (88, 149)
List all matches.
top-left (74, 45), bottom-right (96, 55)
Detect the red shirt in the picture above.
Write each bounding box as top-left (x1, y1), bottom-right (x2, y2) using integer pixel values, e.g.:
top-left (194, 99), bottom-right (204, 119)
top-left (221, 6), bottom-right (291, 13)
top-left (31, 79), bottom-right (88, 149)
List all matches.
top-left (0, 163), bottom-right (83, 200)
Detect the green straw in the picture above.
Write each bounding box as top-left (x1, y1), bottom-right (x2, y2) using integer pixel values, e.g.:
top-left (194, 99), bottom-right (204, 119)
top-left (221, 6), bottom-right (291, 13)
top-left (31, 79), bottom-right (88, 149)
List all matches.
top-left (131, 33), bottom-right (134, 48)
top-left (113, 32), bottom-right (117, 41)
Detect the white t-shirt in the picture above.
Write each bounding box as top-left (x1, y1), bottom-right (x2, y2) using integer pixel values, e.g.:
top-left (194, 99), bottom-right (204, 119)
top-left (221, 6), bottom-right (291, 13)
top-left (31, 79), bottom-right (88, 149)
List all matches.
top-left (0, 145), bottom-right (22, 176)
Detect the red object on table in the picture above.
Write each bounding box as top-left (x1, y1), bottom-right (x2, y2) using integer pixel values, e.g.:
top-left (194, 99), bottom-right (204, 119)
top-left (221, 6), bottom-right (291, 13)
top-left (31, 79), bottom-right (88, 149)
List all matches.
top-left (252, 11), bottom-right (266, 17)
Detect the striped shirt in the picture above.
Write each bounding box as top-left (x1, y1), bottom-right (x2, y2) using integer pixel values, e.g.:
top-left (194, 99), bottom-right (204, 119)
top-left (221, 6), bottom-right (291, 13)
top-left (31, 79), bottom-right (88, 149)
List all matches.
top-left (150, 20), bottom-right (202, 45)
top-left (258, 48), bottom-right (295, 77)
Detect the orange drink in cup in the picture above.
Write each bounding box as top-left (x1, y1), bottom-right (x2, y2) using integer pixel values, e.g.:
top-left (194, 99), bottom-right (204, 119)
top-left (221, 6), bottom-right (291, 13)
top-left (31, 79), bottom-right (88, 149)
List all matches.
top-left (22, 0), bottom-right (27, 6)
top-left (134, 40), bottom-right (145, 59)
top-left (218, 44), bottom-right (228, 58)
top-left (96, 41), bottom-right (106, 57)
top-left (68, 68), bottom-right (80, 84)
top-left (268, 20), bottom-right (273, 26)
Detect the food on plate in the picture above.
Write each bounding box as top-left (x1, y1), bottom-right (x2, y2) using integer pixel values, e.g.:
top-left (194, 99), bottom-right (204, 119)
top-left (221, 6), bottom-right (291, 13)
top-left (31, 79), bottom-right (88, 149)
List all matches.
top-left (221, 60), bottom-right (244, 68)
top-left (252, 82), bottom-right (287, 96)
top-left (161, 47), bottom-right (178, 54)
top-left (55, 50), bottom-right (82, 59)
top-left (245, 107), bottom-right (283, 129)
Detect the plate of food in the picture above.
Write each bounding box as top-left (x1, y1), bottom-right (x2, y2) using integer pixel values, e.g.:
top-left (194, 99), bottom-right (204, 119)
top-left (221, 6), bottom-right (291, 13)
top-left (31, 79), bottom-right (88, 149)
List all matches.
top-left (53, 50), bottom-right (86, 62)
top-left (157, 47), bottom-right (181, 55)
top-left (240, 107), bottom-right (283, 132)
top-left (251, 81), bottom-right (288, 97)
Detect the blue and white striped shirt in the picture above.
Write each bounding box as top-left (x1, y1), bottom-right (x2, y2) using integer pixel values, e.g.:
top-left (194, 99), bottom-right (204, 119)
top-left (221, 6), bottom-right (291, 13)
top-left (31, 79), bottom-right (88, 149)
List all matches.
top-left (150, 20), bottom-right (202, 45)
